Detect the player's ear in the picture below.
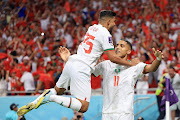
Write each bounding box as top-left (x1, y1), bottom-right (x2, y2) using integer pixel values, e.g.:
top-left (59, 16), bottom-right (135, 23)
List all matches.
top-left (107, 18), bottom-right (111, 26)
top-left (127, 49), bottom-right (131, 55)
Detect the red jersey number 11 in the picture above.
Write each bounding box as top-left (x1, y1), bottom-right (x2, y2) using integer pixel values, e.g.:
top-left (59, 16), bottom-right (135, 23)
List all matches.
top-left (82, 33), bottom-right (95, 54)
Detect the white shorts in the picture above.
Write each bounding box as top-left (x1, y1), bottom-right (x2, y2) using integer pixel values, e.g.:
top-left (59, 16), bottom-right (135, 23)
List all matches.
top-left (56, 57), bottom-right (91, 102)
top-left (102, 113), bottom-right (134, 120)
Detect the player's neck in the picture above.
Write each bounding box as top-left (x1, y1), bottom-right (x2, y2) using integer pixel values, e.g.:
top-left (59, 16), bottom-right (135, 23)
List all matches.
top-left (120, 55), bottom-right (128, 61)
top-left (99, 22), bottom-right (108, 30)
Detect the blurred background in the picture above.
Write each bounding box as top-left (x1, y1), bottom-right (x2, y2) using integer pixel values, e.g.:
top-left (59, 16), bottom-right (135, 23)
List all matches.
top-left (0, 0), bottom-right (180, 120)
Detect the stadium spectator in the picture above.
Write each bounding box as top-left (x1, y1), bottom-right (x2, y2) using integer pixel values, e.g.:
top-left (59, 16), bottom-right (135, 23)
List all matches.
top-left (157, 66), bottom-right (180, 120)
top-left (53, 65), bottom-right (62, 83)
top-left (18, 56), bottom-right (31, 73)
top-left (17, 70), bottom-right (35, 95)
top-left (6, 103), bottom-right (25, 120)
top-left (0, 68), bottom-right (7, 96)
top-left (72, 111), bottom-right (85, 120)
top-left (37, 58), bottom-right (46, 73)
top-left (155, 73), bottom-right (167, 120)
top-left (6, 70), bottom-right (20, 95)
top-left (42, 47), bottom-right (51, 66)
top-left (33, 72), bottom-right (55, 95)
top-left (167, 66), bottom-right (180, 120)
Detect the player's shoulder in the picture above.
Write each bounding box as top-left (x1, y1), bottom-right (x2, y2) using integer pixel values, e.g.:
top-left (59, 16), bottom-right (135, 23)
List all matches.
top-left (136, 62), bottom-right (147, 66)
top-left (134, 62), bottom-right (147, 70)
top-left (174, 73), bottom-right (180, 78)
top-left (91, 24), bottom-right (110, 35)
top-left (103, 60), bottom-right (116, 67)
top-left (98, 60), bottom-right (111, 66)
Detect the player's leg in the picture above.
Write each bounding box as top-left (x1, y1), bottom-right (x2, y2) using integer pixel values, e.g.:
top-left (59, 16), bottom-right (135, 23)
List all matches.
top-left (49, 61), bottom-right (91, 112)
top-left (17, 61), bottom-right (70, 116)
top-left (33, 61), bottom-right (72, 108)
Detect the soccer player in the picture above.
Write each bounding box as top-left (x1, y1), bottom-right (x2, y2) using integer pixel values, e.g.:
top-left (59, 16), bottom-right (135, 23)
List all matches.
top-left (58, 39), bottom-right (164, 120)
top-left (17, 10), bottom-right (139, 116)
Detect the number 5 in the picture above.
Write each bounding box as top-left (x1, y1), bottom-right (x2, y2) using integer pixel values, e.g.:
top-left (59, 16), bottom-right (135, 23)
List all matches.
top-left (82, 33), bottom-right (95, 54)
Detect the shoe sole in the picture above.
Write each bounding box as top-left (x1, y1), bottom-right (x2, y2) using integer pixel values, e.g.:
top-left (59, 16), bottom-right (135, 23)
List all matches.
top-left (35, 89), bottom-right (50, 109)
top-left (17, 103), bottom-right (35, 116)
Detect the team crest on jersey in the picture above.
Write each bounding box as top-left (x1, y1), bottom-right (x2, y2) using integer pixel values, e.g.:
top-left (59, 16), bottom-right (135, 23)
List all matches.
top-left (115, 66), bottom-right (121, 73)
top-left (115, 68), bottom-right (120, 73)
top-left (108, 37), bottom-right (113, 46)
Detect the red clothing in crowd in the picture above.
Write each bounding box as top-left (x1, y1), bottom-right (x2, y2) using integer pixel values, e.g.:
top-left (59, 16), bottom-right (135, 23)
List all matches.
top-left (91, 75), bottom-right (101, 89)
top-left (39, 73), bottom-right (55, 89)
top-left (47, 70), bottom-right (55, 80)
top-left (18, 63), bottom-right (31, 72)
top-left (37, 66), bottom-right (46, 74)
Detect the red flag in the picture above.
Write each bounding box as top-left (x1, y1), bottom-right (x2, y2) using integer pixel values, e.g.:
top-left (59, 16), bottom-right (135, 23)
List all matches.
top-left (0, 53), bottom-right (7, 59)
top-left (142, 24), bottom-right (150, 40)
top-left (159, 0), bottom-right (168, 10)
top-left (64, 1), bottom-right (70, 12)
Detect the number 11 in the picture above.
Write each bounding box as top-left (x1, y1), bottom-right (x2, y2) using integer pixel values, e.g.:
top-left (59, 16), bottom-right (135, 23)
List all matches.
top-left (114, 76), bottom-right (119, 86)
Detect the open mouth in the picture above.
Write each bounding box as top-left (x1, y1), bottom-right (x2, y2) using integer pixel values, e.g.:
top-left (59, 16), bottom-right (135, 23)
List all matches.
top-left (115, 49), bottom-right (120, 53)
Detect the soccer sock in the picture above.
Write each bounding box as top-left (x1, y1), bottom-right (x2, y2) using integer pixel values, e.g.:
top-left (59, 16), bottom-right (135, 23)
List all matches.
top-left (49, 95), bottom-right (82, 111)
top-left (49, 88), bottom-right (57, 95)
top-left (32, 88), bottom-right (57, 104)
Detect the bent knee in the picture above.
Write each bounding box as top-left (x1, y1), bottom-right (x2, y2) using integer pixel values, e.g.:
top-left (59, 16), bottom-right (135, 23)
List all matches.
top-left (54, 86), bottom-right (66, 95)
top-left (78, 100), bottom-right (89, 113)
top-left (79, 107), bottom-right (88, 113)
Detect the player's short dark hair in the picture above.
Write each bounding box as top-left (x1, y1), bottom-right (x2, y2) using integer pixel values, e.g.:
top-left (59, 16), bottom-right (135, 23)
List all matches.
top-left (121, 39), bottom-right (132, 50)
top-left (99, 10), bottom-right (116, 19)
top-left (169, 65), bottom-right (175, 71)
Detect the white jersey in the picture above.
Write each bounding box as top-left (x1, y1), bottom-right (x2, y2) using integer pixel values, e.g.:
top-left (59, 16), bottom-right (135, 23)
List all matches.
top-left (93, 61), bottom-right (146, 114)
top-left (70, 24), bottom-right (114, 70)
top-left (20, 72), bottom-right (35, 91)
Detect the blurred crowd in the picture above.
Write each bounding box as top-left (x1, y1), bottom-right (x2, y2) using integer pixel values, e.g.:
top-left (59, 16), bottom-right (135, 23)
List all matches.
top-left (0, 0), bottom-right (180, 96)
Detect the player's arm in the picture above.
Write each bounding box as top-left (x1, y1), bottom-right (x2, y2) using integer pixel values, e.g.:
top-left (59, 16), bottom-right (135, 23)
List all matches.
top-left (143, 48), bottom-right (164, 74)
top-left (105, 50), bottom-right (139, 66)
top-left (58, 46), bottom-right (71, 62)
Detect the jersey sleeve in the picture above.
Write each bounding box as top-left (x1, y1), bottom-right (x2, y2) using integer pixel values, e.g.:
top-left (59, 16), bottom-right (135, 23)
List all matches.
top-left (93, 62), bottom-right (104, 76)
top-left (135, 62), bottom-right (147, 79)
top-left (102, 32), bottom-right (114, 51)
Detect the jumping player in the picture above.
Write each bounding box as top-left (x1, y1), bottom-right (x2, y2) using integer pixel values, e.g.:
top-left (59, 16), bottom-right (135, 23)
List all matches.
top-left (17, 10), bottom-right (139, 116)
top-left (58, 40), bottom-right (164, 120)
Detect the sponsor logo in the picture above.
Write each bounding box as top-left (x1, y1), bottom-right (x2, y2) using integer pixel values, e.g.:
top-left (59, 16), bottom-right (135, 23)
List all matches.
top-left (108, 37), bottom-right (113, 45)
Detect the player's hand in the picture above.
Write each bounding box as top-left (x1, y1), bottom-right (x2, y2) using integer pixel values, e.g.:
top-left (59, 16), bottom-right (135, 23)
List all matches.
top-left (152, 48), bottom-right (164, 61)
top-left (58, 46), bottom-right (71, 62)
top-left (130, 58), bottom-right (140, 66)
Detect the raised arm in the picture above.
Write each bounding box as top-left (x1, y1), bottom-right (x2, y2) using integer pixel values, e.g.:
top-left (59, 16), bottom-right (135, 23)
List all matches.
top-left (105, 50), bottom-right (139, 66)
top-left (58, 46), bottom-right (71, 62)
top-left (143, 48), bottom-right (164, 74)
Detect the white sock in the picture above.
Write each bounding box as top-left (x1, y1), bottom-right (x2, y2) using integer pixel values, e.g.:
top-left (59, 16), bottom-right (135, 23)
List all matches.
top-left (32, 88), bottom-right (57, 104)
top-left (49, 95), bottom-right (82, 111)
top-left (49, 88), bottom-right (57, 95)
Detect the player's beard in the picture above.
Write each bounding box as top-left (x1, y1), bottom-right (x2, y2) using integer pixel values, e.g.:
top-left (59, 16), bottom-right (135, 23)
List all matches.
top-left (109, 25), bottom-right (115, 34)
